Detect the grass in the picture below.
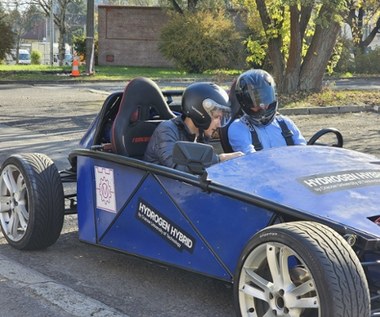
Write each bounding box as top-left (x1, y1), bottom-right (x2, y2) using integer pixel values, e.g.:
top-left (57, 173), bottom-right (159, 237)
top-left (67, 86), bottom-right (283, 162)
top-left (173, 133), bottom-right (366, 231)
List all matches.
top-left (0, 64), bottom-right (379, 108)
top-left (0, 64), bottom-right (223, 81)
top-left (280, 89), bottom-right (380, 109)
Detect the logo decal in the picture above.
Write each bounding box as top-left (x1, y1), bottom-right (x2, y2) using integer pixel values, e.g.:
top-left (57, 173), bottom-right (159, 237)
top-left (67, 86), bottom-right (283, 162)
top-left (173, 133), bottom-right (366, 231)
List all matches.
top-left (136, 198), bottom-right (195, 253)
top-left (298, 169), bottom-right (380, 194)
top-left (95, 166), bottom-right (116, 212)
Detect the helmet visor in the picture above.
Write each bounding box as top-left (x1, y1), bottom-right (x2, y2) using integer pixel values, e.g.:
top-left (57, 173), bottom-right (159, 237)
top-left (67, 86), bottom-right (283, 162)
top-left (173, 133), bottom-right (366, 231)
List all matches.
top-left (250, 101), bottom-right (278, 125)
top-left (202, 98), bottom-right (231, 127)
top-left (248, 83), bottom-right (276, 109)
top-left (236, 71), bottom-right (277, 114)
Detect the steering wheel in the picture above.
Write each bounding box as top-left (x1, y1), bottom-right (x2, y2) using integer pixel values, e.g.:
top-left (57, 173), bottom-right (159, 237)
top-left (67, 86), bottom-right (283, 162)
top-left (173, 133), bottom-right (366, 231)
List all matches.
top-left (307, 128), bottom-right (344, 147)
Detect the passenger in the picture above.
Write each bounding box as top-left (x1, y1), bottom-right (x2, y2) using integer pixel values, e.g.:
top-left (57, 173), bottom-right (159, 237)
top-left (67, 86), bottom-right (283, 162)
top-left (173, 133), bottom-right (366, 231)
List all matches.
top-left (228, 69), bottom-right (306, 154)
top-left (144, 82), bottom-right (244, 170)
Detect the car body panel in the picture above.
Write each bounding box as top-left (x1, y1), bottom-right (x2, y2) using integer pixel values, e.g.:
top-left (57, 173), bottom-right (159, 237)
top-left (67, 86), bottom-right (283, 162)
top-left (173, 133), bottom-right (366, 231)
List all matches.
top-left (207, 146), bottom-right (380, 238)
top-left (76, 153), bottom-right (276, 280)
top-left (75, 144), bottom-right (380, 284)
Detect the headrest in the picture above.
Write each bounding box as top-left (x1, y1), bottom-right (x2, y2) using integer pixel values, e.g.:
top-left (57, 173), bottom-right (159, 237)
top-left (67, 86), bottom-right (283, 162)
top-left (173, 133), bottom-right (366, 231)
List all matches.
top-left (111, 77), bottom-right (176, 156)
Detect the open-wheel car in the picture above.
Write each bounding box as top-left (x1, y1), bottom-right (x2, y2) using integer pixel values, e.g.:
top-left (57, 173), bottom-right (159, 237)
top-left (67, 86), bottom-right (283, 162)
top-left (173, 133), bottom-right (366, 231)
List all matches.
top-left (0, 77), bottom-right (379, 317)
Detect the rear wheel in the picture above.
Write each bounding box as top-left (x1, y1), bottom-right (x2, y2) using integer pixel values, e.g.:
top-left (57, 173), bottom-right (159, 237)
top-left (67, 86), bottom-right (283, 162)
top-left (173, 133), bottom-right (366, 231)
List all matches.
top-left (0, 153), bottom-right (64, 250)
top-left (234, 221), bottom-right (370, 317)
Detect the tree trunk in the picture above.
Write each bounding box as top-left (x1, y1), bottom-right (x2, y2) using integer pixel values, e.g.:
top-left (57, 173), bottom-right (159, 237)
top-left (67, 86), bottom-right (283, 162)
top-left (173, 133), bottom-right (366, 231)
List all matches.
top-left (299, 5), bottom-right (341, 92)
top-left (255, 0), bottom-right (285, 89)
top-left (283, 5), bottom-right (302, 94)
top-left (188, 0), bottom-right (198, 12)
top-left (58, 8), bottom-right (66, 67)
top-left (171, 0), bottom-right (198, 13)
top-left (58, 29), bottom-right (66, 66)
top-left (171, 0), bottom-right (183, 14)
top-left (346, 1), bottom-right (380, 54)
top-left (15, 34), bottom-right (20, 64)
top-left (269, 41), bottom-right (285, 89)
top-left (361, 16), bottom-right (380, 49)
top-left (283, 4), bottom-right (313, 94)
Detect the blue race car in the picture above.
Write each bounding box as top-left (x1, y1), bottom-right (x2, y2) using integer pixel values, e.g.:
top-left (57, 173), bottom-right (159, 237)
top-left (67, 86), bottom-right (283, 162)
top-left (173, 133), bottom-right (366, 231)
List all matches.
top-left (0, 77), bottom-right (379, 317)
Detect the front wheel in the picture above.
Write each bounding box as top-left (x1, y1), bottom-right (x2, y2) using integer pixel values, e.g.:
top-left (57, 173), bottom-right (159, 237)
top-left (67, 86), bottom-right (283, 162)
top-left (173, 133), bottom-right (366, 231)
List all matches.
top-left (234, 221), bottom-right (370, 317)
top-left (0, 153), bottom-right (64, 250)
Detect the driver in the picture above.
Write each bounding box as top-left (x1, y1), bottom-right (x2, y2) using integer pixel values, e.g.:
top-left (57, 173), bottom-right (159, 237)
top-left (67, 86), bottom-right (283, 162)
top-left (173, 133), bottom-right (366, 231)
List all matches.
top-left (144, 82), bottom-right (243, 170)
top-left (228, 69), bottom-right (306, 154)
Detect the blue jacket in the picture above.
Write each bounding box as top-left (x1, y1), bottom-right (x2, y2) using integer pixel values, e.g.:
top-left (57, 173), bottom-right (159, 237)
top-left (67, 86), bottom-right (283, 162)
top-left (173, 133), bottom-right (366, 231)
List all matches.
top-left (144, 116), bottom-right (219, 171)
top-left (228, 114), bottom-right (306, 154)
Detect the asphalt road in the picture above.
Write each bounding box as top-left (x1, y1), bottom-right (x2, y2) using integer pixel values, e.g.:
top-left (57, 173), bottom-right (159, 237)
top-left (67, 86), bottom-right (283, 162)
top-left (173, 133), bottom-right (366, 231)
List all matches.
top-left (0, 82), bottom-right (379, 317)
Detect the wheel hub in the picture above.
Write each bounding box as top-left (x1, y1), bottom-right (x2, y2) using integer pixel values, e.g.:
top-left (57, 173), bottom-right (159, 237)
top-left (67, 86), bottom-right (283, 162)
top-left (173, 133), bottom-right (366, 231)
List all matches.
top-left (10, 195), bottom-right (14, 206)
top-left (10, 192), bottom-right (19, 210)
top-left (269, 289), bottom-right (290, 316)
top-left (275, 291), bottom-right (285, 309)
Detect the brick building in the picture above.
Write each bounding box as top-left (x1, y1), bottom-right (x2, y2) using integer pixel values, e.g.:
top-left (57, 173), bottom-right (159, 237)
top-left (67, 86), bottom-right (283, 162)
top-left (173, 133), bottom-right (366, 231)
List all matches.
top-left (98, 6), bottom-right (173, 67)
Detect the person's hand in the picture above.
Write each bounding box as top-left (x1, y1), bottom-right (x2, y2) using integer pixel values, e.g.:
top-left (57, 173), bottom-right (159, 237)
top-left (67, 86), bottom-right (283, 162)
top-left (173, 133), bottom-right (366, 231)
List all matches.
top-left (219, 151), bottom-right (244, 162)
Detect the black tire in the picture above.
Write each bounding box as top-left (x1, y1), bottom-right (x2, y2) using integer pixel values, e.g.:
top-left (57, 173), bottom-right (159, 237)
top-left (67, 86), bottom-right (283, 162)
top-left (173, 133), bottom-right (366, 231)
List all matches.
top-left (0, 153), bottom-right (64, 250)
top-left (234, 221), bottom-right (370, 317)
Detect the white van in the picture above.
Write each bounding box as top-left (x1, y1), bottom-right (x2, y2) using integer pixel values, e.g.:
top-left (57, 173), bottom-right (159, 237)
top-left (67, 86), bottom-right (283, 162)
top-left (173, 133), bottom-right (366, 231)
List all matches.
top-left (18, 49), bottom-right (31, 65)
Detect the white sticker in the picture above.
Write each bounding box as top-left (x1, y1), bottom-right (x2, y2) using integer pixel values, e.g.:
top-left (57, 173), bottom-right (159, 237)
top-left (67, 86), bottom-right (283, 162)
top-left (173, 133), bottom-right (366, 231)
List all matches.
top-left (95, 166), bottom-right (116, 213)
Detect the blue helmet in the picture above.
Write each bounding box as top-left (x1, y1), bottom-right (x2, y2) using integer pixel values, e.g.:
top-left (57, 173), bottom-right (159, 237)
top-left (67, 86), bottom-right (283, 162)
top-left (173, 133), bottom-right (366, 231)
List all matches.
top-left (235, 69), bottom-right (278, 126)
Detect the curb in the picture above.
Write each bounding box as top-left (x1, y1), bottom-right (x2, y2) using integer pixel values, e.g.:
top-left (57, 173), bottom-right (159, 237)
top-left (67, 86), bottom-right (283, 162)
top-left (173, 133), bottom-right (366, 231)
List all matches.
top-left (281, 105), bottom-right (380, 116)
top-left (0, 254), bottom-right (128, 317)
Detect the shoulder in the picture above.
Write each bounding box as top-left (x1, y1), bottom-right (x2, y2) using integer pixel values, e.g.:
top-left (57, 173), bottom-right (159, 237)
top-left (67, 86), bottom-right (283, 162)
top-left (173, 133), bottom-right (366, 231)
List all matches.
top-left (276, 114), bottom-right (294, 123)
top-left (276, 114), bottom-right (298, 127)
top-left (276, 114), bottom-right (288, 120)
top-left (156, 117), bottom-right (180, 131)
top-left (229, 118), bottom-right (248, 134)
top-left (152, 118), bottom-right (181, 141)
top-left (230, 117), bottom-right (248, 129)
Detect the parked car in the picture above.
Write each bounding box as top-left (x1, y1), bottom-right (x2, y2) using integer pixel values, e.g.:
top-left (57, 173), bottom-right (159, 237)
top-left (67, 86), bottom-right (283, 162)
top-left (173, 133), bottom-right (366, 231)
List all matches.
top-left (0, 77), bottom-right (379, 317)
top-left (5, 49), bottom-right (31, 65)
top-left (17, 49), bottom-right (31, 65)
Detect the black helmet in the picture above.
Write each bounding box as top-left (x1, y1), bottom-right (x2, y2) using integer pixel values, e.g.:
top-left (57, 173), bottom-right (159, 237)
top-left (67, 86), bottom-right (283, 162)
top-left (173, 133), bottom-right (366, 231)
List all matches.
top-left (182, 82), bottom-right (231, 130)
top-left (235, 69), bottom-right (278, 126)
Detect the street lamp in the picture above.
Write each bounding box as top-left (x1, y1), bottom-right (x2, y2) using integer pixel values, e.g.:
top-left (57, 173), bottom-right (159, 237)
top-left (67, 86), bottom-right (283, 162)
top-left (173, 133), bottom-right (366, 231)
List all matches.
top-left (50, 0), bottom-right (54, 66)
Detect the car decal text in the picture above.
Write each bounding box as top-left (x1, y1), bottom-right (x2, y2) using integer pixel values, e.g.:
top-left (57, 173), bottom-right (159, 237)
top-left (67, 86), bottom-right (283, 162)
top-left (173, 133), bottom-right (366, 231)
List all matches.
top-left (298, 169), bottom-right (380, 194)
top-left (136, 198), bottom-right (195, 253)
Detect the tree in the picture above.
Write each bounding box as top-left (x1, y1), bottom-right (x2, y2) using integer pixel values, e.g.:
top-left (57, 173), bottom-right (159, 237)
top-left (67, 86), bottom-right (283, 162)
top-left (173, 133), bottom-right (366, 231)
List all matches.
top-left (164, 0), bottom-right (231, 13)
top-left (235, 0), bottom-right (348, 93)
top-left (8, 2), bottom-right (42, 64)
top-left (103, 0), bottom-right (159, 4)
top-left (167, 0), bottom-right (199, 13)
top-left (0, 5), bottom-right (15, 61)
top-left (159, 9), bottom-right (244, 72)
top-left (346, 0), bottom-right (380, 54)
top-left (66, 0), bottom-right (86, 42)
top-left (33, 0), bottom-right (84, 66)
